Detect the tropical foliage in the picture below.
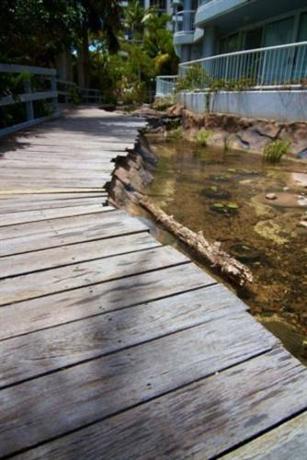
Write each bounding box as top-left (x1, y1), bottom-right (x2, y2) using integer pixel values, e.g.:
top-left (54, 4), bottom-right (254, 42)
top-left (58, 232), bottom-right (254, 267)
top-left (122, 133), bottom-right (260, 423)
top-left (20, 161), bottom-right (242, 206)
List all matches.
top-left (0, 0), bottom-right (178, 105)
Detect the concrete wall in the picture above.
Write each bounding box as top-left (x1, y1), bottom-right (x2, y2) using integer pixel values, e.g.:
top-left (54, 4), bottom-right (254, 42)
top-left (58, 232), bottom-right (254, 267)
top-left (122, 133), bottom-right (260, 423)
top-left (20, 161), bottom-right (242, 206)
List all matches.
top-left (178, 90), bottom-right (307, 122)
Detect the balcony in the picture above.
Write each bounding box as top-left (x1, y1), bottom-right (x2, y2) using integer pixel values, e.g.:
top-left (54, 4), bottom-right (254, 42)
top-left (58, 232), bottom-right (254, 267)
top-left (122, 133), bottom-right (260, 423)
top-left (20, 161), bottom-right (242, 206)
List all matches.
top-left (156, 41), bottom-right (307, 96)
top-left (195, 0), bottom-right (249, 27)
top-left (173, 10), bottom-right (196, 46)
top-left (195, 0), bottom-right (307, 31)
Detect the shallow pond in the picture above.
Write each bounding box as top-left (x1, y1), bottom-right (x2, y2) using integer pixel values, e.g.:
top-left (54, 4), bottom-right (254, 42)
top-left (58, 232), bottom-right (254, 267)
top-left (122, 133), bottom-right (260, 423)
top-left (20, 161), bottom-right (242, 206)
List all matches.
top-left (144, 135), bottom-right (307, 364)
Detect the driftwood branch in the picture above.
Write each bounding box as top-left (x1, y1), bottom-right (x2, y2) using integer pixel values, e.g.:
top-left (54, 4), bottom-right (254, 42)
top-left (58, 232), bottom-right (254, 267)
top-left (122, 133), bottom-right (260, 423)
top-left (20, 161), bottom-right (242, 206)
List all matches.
top-left (136, 194), bottom-right (253, 287)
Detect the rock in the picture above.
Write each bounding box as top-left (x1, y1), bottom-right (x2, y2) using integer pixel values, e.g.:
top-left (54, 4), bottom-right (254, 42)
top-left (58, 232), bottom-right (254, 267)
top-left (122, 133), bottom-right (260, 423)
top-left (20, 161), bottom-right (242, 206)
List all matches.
top-left (265, 193), bottom-right (277, 200)
top-left (291, 172), bottom-right (307, 188)
top-left (283, 187), bottom-right (290, 191)
top-left (302, 340), bottom-right (307, 359)
top-left (261, 192), bottom-right (307, 208)
top-left (297, 148), bottom-right (307, 160)
top-left (230, 243), bottom-right (261, 263)
top-left (298, 196), bottom-right (307, 207)
top-left (297, 220), bottom-right (307, 228)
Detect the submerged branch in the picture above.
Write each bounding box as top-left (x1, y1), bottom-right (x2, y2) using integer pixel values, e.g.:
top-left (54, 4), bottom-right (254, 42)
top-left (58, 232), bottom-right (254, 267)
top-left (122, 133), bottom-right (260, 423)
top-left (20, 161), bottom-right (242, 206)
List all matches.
top-left (136, 194), bottom-right (253, 287)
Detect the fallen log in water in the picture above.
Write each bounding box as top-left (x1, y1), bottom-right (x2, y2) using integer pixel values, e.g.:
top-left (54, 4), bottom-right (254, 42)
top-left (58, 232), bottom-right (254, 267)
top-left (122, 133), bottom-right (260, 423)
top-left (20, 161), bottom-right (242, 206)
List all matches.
top-left (136, 194), bottom-right (253, 287)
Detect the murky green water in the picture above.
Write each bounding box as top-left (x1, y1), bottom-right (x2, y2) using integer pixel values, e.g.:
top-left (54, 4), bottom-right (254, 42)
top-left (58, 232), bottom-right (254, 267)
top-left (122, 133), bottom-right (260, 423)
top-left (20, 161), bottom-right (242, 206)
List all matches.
top-left (145, 135), bottom-right (307, 363)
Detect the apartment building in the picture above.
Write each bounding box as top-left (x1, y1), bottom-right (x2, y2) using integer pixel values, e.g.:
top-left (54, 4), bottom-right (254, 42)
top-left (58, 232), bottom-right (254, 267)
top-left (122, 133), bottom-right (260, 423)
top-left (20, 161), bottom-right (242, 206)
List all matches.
top-left (173, 0), bottom-right (307, 61)
top-left (157, 0), bottom-right (307, 121)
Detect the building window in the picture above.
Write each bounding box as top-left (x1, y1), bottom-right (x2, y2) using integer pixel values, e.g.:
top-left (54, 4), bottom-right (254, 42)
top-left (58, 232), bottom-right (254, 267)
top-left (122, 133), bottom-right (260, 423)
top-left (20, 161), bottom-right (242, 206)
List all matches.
top-left (298, 12), bottom-right (307, 41)
top-left (244, 27), bottom-right (263, 50)
top-left (220, 33), bottom-right (241, 53)
top-left (263, 17), bottom-right (294, 46)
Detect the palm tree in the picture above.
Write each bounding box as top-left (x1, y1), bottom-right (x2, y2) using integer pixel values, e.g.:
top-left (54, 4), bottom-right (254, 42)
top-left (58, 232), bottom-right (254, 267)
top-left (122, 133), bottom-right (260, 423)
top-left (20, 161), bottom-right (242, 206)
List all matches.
top-left (77, 0), bottom-right (122, 87)
top-left (124, 0), bottom-right (146, 42)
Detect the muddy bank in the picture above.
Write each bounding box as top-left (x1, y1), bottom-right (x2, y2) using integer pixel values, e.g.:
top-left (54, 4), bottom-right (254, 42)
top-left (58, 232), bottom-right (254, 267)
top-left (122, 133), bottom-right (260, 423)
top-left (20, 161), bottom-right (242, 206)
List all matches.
top-left (152, 104), bottom-right (307, 159)
top-left (107, 136), bottom-right (157, 209)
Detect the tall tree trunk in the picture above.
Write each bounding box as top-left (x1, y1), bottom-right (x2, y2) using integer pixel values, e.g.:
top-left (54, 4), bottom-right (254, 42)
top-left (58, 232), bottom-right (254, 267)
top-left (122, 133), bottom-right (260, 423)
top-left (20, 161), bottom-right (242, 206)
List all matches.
top-left (78, 24), bottom-right (89, 88)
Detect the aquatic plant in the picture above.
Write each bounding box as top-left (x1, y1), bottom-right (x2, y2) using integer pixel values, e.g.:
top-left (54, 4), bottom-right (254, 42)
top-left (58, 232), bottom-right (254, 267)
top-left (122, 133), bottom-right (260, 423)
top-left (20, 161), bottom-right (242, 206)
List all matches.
top-left (210, 202), bottom-right (239, 215)
top-left (195, 128), bottom-right (212, 146)
top-left (263, 140), bottom-right (290, 163)
top-left (168, 126), bottom-right (183, 140)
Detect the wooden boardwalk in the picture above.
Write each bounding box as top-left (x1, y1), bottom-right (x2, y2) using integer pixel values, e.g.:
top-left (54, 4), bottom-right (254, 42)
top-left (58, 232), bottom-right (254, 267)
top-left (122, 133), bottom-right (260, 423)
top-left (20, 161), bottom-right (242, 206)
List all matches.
top-left (0, 107), bottom-right (306, 459)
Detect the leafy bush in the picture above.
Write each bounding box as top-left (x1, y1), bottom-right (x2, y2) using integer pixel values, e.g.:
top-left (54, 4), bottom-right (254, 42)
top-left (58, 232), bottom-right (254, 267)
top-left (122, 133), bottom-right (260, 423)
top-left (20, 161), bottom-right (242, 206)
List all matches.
top-left (176, 65), bottom-right (210, 92)
top-left (195, 128), bottom-right (212, 146)
top-left (68, 86), bottom-right (81, 105)
top-left (152, 95), bottom-right (175, 111)
top-left (263, 140), bottom-right (290, 163)
top-left (116, 76), bottom-right (146, 105)
top-left (176, 68), bottom-right (255, 93)
top-left (209, 77), bottom-right (255, 92)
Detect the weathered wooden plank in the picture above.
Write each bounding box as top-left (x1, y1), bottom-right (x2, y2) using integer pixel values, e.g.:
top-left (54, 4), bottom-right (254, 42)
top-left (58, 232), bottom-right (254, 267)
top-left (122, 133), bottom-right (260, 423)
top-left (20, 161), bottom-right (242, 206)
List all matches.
top-left (0, 192), bottom-right (106, 201)
top-left (0, 196), bottom-right (107, 213)
top-left (0, 163), bottom-right (114, 173)
top-left (0, 204), bottom-right (114, 226)
top-left (221, 411), bottom-right (307, 460)
top-left (0, 246), bottom-right (189, 305)
top-left (8, 139), bottom-right (135, 151)
top-left (0, 170), bottom-right (112, 180)
top-left (21, 134), bottom-right (139, 143)
top-left (13, 347), bottom-right (307, 460)
top-left (0, 158), bottom-right (113, 170)
top-left (0, 317), bottom-right (278, 457)
top-left (0, 150), bottom-right (118, 163)
top-left (0, 286), bottom-right (252, 387)
top-left (0, 187), bottom-right (104, 195)
top-left (0, 210), bottom-right (148, 256)
top-left (0, 232), bottom-right (159, 278)
top-left (0, 264), bottom-right (213, 340)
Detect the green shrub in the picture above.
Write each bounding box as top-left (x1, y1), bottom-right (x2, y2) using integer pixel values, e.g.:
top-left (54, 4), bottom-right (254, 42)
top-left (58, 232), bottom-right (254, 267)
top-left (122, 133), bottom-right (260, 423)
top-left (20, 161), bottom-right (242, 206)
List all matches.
top-left (176, 64), bottom-right (210, 92)
top-left (195, 128), bottom-right (212, 146)
top-left (68, 86), bottom-right (81, 105)
top-left (209, 77), bottom-right (255, 92)
top-left (168, 126), bottom-right (183, 139)
top-left (263, 140), bottom-right (291, 163)
top-left (152, 95), bottom-right (175, 111)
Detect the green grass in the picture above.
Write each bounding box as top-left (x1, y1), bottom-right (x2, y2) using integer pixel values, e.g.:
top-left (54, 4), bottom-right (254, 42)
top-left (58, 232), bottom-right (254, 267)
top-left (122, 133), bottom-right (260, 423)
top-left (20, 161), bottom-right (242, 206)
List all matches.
top-left (195, 128), bottom-right (212, 146)
top-left (263, 140), bottom-right (291, 163)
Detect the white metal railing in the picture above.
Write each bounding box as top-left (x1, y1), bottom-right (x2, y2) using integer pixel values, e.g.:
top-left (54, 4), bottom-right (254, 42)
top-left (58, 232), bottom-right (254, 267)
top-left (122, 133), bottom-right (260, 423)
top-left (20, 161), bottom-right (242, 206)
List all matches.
top-left (0, 64), bottom-right (101, 137)
top-left (156, 75), bottom-right (178, 97)
top-left (174, 10), bottom-right (196, 33)
top-left (179, 41), bottom-right (307, 87)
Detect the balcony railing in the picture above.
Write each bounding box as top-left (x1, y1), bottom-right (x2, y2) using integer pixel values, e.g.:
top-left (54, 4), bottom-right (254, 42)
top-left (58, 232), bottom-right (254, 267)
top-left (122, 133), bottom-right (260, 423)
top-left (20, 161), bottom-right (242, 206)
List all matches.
top-left (174, 10), bottom-right (195, 33)
top-left (156, 75), bottom-right (178, 97)
top-left (179, 41), bottom-right (307, 87)
top-left (156, 42), bottom-right (307, 97)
